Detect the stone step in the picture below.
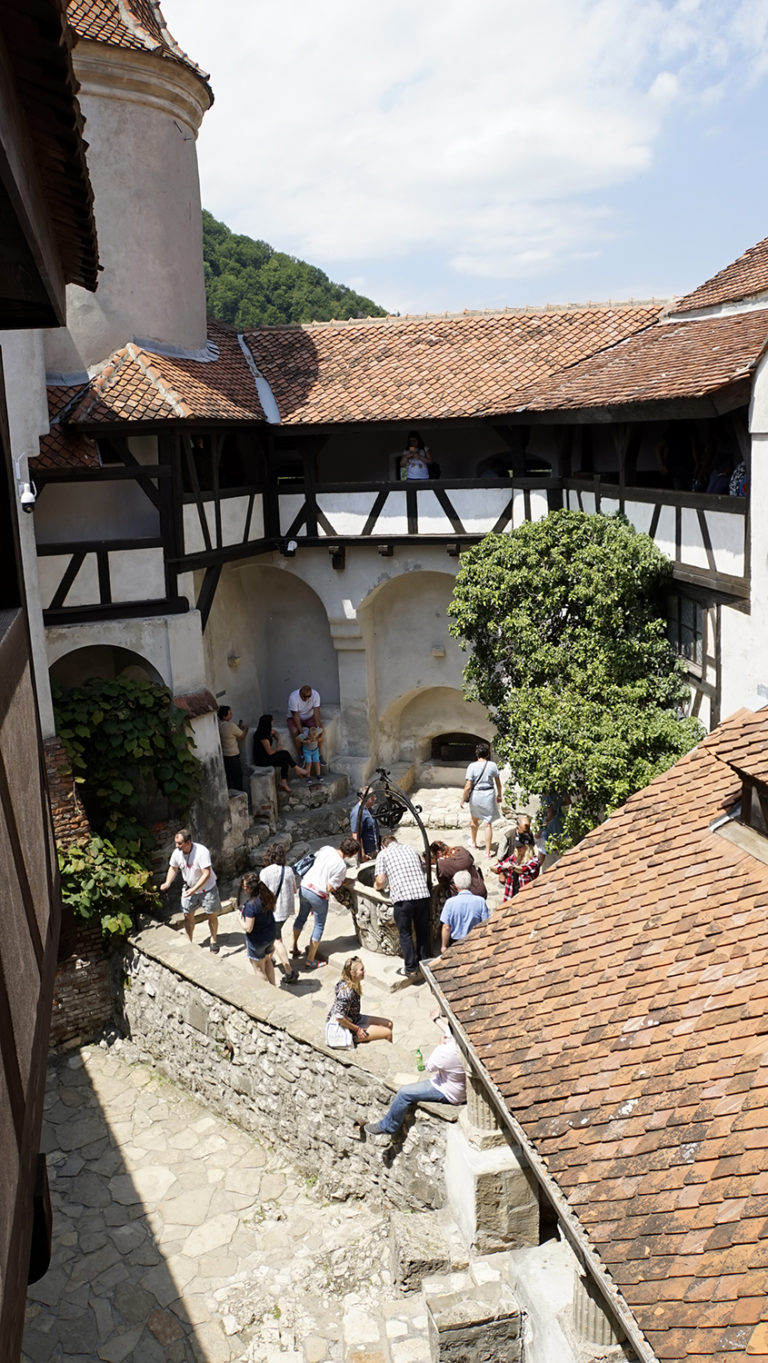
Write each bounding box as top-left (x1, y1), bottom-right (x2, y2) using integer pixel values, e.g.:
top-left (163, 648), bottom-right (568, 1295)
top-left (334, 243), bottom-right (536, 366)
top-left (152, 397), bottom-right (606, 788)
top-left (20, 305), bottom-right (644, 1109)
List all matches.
top-left (389, 1209), bottom-right (470, 1293)
top-left (343, 1293), bottom-right (431, 1363)
top-left (277, 796), bottom-right (353, 852)
top-left (276, 771), bottom-right (349, 811)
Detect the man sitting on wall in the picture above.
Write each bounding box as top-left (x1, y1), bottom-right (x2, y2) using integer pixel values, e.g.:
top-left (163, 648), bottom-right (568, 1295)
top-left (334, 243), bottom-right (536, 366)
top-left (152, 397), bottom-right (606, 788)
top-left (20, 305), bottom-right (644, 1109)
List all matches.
top-left (364, 1009), bottom-right (466, 1136)
top-left (287, 684), bottom-right (324, 763)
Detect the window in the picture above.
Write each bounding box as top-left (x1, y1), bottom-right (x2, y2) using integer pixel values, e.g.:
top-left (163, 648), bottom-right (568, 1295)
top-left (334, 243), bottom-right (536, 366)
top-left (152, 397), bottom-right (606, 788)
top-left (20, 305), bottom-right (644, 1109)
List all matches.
top-left (668, 594), bottom-right (704, 671)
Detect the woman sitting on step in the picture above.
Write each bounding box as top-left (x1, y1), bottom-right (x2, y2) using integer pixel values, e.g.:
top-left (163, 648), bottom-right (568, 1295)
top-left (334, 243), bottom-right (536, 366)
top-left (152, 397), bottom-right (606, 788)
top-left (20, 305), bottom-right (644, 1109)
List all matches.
top-left (252, 714), bottom-right (308, 793)
top-left (325, 956), bottom-right (393, 1048)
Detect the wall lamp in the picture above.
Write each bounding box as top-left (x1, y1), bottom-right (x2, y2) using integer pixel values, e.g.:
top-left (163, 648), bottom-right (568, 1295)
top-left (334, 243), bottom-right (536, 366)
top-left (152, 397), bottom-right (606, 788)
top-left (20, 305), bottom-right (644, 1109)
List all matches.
top-left (446, 542), bottom-right (461, 557)
top-left (281, 539), bottom-right (298, 557)
top-left (328, 544), bottom-right (346, 570)
top-left (377, 544), bottom-right (393, 557)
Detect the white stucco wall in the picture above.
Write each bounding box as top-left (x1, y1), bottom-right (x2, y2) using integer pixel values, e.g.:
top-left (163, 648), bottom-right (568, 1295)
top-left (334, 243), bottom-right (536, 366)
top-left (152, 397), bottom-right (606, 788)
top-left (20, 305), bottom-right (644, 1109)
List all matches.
top-left (0, 329), bottom-right (57, 734)
top-left (44, 46), bottom-right (211, 374)
top-left (719, 350), bottom-right (768, 717)
top-left (45, 611), bottom-right (208, 699)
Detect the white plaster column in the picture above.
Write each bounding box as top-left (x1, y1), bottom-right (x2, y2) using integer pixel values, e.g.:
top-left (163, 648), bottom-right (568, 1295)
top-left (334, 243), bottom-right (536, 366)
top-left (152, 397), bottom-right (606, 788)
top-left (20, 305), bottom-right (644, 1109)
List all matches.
top-left (329, 618), bottom-right (371, 784)
top-left (445, 1073), bottom-right (539, 1253)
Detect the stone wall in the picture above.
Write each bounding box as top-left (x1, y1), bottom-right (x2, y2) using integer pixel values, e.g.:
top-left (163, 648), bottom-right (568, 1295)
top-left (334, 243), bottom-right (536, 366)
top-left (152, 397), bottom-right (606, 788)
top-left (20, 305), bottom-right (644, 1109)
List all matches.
top-left (44, 737), bottom-right (115, 1048)
top-left (119, 947), bottom-right (452, 1210)
top-left (49, 922), bottom-right (111, 1049)
top-left (43, 736), bottom-right (91, 847)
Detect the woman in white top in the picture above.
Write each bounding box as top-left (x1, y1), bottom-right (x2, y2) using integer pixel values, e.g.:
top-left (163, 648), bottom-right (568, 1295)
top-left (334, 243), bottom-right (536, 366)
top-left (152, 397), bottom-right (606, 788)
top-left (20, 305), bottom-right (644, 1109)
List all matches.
top-left (460, 741), bottom-right (503, 857)
top-left (399, 429), bottom-right (432, 480)
top-left (259, 843), bottom-right (299, 984)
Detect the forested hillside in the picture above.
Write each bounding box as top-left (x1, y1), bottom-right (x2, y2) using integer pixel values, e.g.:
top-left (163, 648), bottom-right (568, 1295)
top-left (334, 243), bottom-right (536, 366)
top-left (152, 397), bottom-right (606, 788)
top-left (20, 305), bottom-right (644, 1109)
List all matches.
top-left (202, 211), bottom-right (387, 327)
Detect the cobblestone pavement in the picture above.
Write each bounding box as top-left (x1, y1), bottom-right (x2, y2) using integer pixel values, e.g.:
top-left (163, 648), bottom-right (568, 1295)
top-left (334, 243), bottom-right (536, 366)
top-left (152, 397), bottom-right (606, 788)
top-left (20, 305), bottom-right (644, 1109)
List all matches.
top-left (24, 1046), bottom-right (431, 1363)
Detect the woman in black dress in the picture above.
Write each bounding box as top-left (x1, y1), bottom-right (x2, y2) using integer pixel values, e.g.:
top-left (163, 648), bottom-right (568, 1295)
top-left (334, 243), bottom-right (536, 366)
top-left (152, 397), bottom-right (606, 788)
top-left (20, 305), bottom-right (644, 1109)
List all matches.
top-left (252, 714), bottom-right (307, 792)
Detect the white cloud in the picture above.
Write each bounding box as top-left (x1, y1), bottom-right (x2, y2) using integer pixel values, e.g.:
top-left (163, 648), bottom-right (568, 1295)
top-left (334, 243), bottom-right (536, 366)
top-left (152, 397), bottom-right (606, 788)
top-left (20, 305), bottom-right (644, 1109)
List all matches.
top-left (160, 0), bottom-right (768, 289)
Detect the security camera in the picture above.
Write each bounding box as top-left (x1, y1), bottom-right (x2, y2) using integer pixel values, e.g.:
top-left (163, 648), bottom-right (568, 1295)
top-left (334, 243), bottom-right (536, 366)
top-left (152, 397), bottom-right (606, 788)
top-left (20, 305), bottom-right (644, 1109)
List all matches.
top-left (19, 482), bottom-right (37, 514)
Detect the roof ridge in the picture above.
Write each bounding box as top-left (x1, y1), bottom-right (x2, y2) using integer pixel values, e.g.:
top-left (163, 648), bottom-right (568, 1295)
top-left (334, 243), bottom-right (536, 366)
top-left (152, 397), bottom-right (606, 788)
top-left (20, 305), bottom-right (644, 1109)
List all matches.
top-left (241, 299), bottom-right (666, 334)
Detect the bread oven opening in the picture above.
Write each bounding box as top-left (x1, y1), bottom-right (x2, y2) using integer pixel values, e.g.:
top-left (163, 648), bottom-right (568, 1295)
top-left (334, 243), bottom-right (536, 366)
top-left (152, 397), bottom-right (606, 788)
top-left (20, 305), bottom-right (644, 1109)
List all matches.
top-left (430, 732), bottom-right (486, 765)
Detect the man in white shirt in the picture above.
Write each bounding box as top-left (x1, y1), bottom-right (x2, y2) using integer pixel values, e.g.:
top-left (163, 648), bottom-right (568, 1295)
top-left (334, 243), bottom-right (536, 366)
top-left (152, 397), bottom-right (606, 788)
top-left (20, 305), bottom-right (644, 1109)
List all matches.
top-left (160, 828), bottom-right (222, 952)
top-left (364, 1010), bottom-right (466, 1135)
top-left (287, 685), bottom-right (324, 762)
top-left (292, 836), bottom-right (359, 968)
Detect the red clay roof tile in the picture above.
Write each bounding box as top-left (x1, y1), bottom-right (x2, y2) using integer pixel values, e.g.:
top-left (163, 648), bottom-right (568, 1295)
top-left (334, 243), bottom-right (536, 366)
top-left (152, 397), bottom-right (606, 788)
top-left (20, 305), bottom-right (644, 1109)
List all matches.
top-left (669, 237), bottom-right (768, 315)
top-left (434, 705), bottom-right (768, 1363)
top-left (66, 0), bottom-right (212, 100)
top-left (241, 303), bottom-right (661, 425)
top-left (514, 309), bottom-right (768, 414)
top-left (63, 321), bottom-right (266, 430)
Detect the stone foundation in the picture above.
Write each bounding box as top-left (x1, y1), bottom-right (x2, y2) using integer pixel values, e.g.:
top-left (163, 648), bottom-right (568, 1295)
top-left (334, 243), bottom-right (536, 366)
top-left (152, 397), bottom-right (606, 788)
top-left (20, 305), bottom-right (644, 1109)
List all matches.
top-left (119, 947), bottom-right (452, 1209)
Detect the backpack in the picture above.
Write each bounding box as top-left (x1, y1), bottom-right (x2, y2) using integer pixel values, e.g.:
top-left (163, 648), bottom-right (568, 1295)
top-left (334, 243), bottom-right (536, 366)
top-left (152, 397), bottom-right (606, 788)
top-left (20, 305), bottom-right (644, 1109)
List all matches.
top-left (294, 851), bottom-right (315, 878)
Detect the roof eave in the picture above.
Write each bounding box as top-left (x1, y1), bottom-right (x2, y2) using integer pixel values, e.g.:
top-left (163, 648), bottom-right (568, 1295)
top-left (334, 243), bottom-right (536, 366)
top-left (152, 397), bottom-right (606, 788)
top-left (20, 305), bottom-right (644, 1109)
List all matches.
top-left (422, 960), bottom-right (659, 1363)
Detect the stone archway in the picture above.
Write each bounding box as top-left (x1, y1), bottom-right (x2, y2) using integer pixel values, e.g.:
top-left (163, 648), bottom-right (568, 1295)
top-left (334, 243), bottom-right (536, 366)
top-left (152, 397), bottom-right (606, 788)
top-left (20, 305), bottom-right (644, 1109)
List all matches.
top-left (377, 685), bottom-right (492, 776)
top-left (49, 644), bottom-right (164, 688)
top-left (205, 561), bottom-right (340, 727)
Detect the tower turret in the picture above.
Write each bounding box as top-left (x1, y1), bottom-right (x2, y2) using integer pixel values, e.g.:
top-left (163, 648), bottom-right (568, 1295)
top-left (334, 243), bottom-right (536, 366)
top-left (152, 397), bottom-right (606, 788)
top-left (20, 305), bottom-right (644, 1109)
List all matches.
top-left (45, 0), bottom-right (213, 373)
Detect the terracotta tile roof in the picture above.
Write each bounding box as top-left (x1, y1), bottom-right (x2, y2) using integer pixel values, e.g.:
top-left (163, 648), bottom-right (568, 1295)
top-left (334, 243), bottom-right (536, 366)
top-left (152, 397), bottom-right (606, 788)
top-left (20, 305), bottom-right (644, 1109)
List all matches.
top-left (669, 237), bottom-right (768, 315)
top-left (242, 304), bottom-right (661, 425)
top-left (433, 706), bottom-right (768, 1363)
top-left (64, 321), bottom-right (266, 429)
top-left (66, 0), bottom-right (211, 98)
top-left (514, 310), bottom-right (768, 414)
top-left (37, 384), bottom-right (100, 471)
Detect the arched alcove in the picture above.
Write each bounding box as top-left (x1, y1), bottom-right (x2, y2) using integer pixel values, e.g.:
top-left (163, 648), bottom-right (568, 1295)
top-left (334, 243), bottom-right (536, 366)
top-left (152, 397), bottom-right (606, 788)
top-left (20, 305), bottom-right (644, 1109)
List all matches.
top-left (207, 561), bottom-right (340, 720)
top-left (49, 644), bottom-right (164, 689)
top-left (429, 731), bottom-right (487, 764)
top-left (376, 685), bottom-right (491, 769)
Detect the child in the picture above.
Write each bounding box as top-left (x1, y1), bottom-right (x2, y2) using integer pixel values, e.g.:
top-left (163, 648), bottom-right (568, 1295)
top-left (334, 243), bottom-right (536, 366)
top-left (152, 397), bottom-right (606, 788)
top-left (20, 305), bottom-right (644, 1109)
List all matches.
top-left (239, 872), bottom-right (277, 986)
top-left (300, 724), bottom-right (324, 783)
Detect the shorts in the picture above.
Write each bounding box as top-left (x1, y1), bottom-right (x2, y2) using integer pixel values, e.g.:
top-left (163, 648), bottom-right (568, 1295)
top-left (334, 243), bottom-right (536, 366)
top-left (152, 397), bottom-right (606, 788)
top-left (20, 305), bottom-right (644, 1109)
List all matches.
top-left (246, 937), bottom-right (275, 962)
top-left (325, 1015), bottom-right (371, 1049)
top-left (302, 746), bottom-right (320, 763)
top-left (181, 887), bottom-right (221, 916)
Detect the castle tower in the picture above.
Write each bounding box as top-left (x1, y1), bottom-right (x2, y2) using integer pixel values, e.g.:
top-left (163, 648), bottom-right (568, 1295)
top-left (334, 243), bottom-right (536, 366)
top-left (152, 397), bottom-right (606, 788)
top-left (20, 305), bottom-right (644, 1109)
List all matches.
top-left (45, 0), bottom-right (213, 374)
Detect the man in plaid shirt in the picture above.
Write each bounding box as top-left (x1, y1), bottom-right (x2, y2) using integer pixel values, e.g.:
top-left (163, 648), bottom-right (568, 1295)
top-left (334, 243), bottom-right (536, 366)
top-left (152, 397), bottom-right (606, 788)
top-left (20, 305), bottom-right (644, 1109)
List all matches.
top-left (375, 836), bottom-right (431, 977)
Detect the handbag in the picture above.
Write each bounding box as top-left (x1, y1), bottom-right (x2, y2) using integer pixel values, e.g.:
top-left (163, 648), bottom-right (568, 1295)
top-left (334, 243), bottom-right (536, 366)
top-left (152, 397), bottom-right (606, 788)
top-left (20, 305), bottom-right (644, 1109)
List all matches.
top-left (294, 851), bottom-right (315, 878)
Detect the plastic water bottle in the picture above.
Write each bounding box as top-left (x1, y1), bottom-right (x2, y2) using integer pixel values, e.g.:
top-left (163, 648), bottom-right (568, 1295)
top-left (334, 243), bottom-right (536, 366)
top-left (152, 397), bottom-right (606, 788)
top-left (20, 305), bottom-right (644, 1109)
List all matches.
top-left (416, 1049), bottom-right (425, 1071)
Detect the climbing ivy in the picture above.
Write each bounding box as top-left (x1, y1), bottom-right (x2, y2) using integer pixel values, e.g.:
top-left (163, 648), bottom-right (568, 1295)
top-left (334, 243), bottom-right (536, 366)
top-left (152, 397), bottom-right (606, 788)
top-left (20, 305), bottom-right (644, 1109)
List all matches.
top-left (58, 835), bottom-right (160, 940)
top-left (52, 676), bottom-right (200, 855)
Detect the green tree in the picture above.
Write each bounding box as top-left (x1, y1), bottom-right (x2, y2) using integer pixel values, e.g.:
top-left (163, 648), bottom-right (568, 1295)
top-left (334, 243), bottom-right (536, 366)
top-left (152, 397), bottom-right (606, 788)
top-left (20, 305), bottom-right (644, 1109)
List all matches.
top-left (202, 210), bottom-right (387, 325)
top-left (448, 510), bottom-right (703, 849)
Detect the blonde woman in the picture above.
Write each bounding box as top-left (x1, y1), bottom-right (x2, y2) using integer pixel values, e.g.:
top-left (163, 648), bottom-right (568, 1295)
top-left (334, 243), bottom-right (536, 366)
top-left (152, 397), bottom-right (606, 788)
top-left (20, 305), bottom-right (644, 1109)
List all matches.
top-left (325, 956), bottom-right (393, 1048)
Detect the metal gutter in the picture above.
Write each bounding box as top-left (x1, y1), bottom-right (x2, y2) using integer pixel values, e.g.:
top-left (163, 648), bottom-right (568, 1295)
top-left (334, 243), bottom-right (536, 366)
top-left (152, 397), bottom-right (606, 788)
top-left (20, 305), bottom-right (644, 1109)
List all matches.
top-left (420, 962), bottom-right (659, 1363)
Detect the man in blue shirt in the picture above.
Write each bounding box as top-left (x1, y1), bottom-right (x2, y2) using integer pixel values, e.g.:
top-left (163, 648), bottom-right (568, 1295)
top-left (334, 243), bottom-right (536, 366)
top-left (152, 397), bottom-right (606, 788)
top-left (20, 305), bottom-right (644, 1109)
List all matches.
top-left (439, 870), bottom-right (489, 950)
top-left (350, 791), bottom-right (380, 860)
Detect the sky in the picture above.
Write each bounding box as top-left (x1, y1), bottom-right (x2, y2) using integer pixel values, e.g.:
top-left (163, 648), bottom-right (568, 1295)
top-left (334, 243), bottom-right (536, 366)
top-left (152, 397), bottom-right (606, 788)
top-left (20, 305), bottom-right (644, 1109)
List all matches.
top-left (159, 0), bottom-right (768, 317)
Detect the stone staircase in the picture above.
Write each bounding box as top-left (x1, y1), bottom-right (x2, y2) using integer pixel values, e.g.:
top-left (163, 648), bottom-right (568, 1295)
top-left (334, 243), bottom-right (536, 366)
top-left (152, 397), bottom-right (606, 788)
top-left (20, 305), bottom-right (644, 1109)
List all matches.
top-left (240, 766), bottom-right (354, 874)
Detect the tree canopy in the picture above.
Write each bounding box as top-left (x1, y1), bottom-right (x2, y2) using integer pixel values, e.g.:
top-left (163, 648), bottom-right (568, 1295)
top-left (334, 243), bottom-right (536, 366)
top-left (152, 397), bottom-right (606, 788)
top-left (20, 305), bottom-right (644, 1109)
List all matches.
top-left (202, 211), bottom-right (387, 327)
top-left (448, 510), bottom-right (703, 849)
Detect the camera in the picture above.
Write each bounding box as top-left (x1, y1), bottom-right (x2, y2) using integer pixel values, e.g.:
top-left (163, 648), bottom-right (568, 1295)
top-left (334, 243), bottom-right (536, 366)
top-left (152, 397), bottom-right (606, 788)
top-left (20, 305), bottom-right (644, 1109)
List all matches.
top-left (19, 482), bottom-right (37, 514)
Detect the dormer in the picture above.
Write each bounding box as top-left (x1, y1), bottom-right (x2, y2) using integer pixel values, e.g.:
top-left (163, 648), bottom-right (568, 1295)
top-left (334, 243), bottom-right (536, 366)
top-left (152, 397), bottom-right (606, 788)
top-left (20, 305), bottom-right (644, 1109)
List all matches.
top-left (712, 750), bottom-right (768, 863)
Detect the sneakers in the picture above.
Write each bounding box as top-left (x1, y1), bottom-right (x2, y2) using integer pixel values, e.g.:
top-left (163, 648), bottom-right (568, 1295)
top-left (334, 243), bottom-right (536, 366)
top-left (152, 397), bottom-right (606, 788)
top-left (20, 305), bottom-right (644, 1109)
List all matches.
top-left (281, 970), bottom-right (300, 985)
top-left (396, 966), bottom-right (420, 978)
top-left (364, 1121), bottom-right (386, 1136)
top-left (209, 942), bottom-right (220, 954)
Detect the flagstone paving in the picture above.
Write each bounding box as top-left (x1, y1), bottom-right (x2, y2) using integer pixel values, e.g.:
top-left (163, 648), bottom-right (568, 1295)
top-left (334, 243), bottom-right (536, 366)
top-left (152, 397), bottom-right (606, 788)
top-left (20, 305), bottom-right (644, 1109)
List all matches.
top-left (23, 1045), bottom-right (432, 1363)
